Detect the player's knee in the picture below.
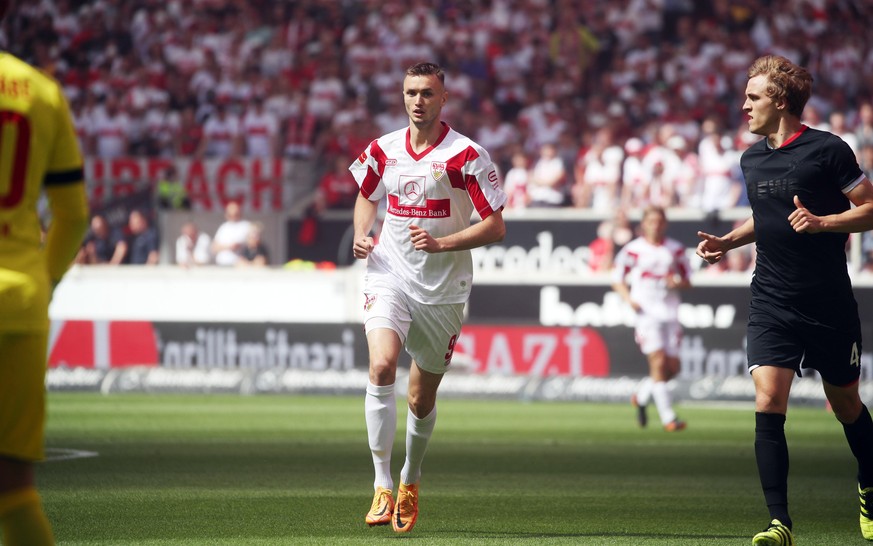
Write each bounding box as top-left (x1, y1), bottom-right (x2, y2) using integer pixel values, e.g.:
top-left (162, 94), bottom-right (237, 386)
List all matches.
top-left (649, 360), bottom-right (670, 381)
top-left (406, 392), bottom-right (435, 418)
top-left (823, 380), bottom-right (864, 423)
top-left (829, 396), bottom-right (863, 424)
top-left (755, 391), bottom-right (788, 413)
top-left (369, 358), bottom-right (396, 384)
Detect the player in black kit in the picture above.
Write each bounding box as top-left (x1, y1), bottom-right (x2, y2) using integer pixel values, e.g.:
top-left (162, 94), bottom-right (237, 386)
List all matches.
top-left (697, 55), bottom-right (873, 546)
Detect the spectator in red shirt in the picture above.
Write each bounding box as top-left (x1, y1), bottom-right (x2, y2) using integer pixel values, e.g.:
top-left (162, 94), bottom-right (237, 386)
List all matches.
top-left (177, 106), bottom-right (203, 157)
top-left (314, 155), bottom-right (360, 212)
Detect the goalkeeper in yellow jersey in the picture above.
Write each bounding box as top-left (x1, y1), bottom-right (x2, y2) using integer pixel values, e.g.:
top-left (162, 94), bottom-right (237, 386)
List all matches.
top-left (0, 2), bottom-right (90, 544)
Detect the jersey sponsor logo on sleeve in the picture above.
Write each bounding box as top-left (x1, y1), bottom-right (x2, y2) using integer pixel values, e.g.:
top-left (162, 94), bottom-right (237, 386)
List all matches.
top-left (358, 151), bottom-right (367, 163)
top-left (385, 159), bottom-right (397, 166)
top-left (488, 169), bottom-right (499, 190)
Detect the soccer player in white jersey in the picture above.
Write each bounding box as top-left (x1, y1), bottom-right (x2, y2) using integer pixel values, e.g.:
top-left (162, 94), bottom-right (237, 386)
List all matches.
top-left (612, 205), bottom-right (691, 432)
top-left (349, 62), bottom-right (507, 533)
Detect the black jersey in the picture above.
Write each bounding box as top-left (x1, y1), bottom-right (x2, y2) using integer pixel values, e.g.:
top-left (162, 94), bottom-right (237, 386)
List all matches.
top-left (742, 126), bottom-right (864, 304)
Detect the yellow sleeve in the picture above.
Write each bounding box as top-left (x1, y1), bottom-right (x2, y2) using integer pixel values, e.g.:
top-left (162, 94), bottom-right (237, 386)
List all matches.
top-left (44, 183), bottom-right (88, 283)
top-left (46, 78), bottom-right (84, 173)
top-left (44, 84), bottom-right (89, 283)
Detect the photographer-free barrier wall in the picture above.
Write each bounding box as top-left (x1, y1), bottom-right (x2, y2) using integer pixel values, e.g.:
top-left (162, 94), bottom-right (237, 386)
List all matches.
top-left (48, 266), bottom-right (873, 405)
top-left (49, 206), bottom-right (873, 403)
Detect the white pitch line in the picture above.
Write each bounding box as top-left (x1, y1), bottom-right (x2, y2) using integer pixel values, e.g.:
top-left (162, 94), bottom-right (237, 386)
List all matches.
top-left (43, 448), bottom-right (99, 462)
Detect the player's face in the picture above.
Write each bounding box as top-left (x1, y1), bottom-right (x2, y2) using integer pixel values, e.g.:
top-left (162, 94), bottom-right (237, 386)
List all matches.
top-left (403, 74), bottom-right (446, 127)
top-left (641, 211), bottom-right (667, 243)
top-left (226, 202), bottom-right (241, 221)
top-left (743, 75), bottom-right (781, 136)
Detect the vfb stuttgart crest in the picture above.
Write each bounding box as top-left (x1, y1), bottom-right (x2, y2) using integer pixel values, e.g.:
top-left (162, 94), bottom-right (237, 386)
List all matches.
top-left (431, 161), bottom-right (447, 181)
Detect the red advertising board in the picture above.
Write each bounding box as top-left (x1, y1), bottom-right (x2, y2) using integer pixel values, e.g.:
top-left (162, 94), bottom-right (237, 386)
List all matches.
top-left (454, 325), bottom-right (610, 376)
top-left (49, 320), bottom-right (158, 368)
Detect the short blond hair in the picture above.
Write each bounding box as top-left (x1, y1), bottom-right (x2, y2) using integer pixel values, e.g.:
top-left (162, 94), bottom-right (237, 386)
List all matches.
top-left (747, 55), bottom-right (813, 118)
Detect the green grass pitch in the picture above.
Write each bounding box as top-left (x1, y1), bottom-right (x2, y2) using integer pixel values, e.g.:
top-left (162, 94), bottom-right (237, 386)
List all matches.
top-left (41, 393), bottom-right (865, 545)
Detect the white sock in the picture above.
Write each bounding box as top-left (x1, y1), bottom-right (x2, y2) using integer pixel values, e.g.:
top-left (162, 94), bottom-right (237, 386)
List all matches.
top-left (651, 381), bottom-right (677, 425)
top-left (636, 377), bottom-right (653, 406)
top-left (365, 382), bottom-right (396, 490)
top-left (399, 406), bottom-right (437, 486)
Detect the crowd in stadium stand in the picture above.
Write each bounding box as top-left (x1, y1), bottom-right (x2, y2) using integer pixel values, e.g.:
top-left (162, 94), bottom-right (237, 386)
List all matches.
top-left (4, 0), bottom-right (873, 267)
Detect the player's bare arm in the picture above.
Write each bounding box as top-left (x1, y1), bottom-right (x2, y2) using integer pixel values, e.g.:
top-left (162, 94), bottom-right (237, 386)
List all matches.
top-left (789, 178), bottom-right (873, 234)
top-left (409, 209), bottom-right (506, 253)
top-left (666, 274), bottom-right (691, 290)
top-left (696, 217), bottom-right (756, 264)
top-left (352, 193), bottom-right (378, 259)
top-left (611, 281), bottom-right (641, 313)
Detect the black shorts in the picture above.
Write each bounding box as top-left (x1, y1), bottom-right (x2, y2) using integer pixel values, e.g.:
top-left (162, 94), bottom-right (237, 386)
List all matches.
top-left (746, 297), bottom-right (862, 386)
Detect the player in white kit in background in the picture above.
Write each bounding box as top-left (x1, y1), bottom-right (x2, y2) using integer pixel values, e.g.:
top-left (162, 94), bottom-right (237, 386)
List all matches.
top-left (349, 62), bottom-right (507, 533)
top-left (612, 205), bottom-right (691, 432)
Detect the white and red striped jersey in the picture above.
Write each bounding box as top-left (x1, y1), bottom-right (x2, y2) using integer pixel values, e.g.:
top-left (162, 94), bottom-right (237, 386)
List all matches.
top-left (241, 109), bottom-right (278, 157)
top-left (349, 122), bottom-right (507, 305)
top-left (202, 114), bottom-right (239, 158)
top-left (612, 236), bottom-right (690, 322)
top-left (91, 111), bottom-right (130, 158)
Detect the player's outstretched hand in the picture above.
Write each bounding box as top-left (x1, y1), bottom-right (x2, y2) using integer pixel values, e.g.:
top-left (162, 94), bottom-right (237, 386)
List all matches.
top-left (789, 195), bottom-right (822, 233)
top-left (353, 235), bottom-right (375, 259)
top-left (696, 231), bottom-right (726, 264)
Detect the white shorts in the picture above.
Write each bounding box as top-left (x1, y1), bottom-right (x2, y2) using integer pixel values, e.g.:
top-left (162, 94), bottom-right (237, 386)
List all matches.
top-left (634, 317), bottom-right (682, 357)
top-left (363, 284), bottom-right (464, 375)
